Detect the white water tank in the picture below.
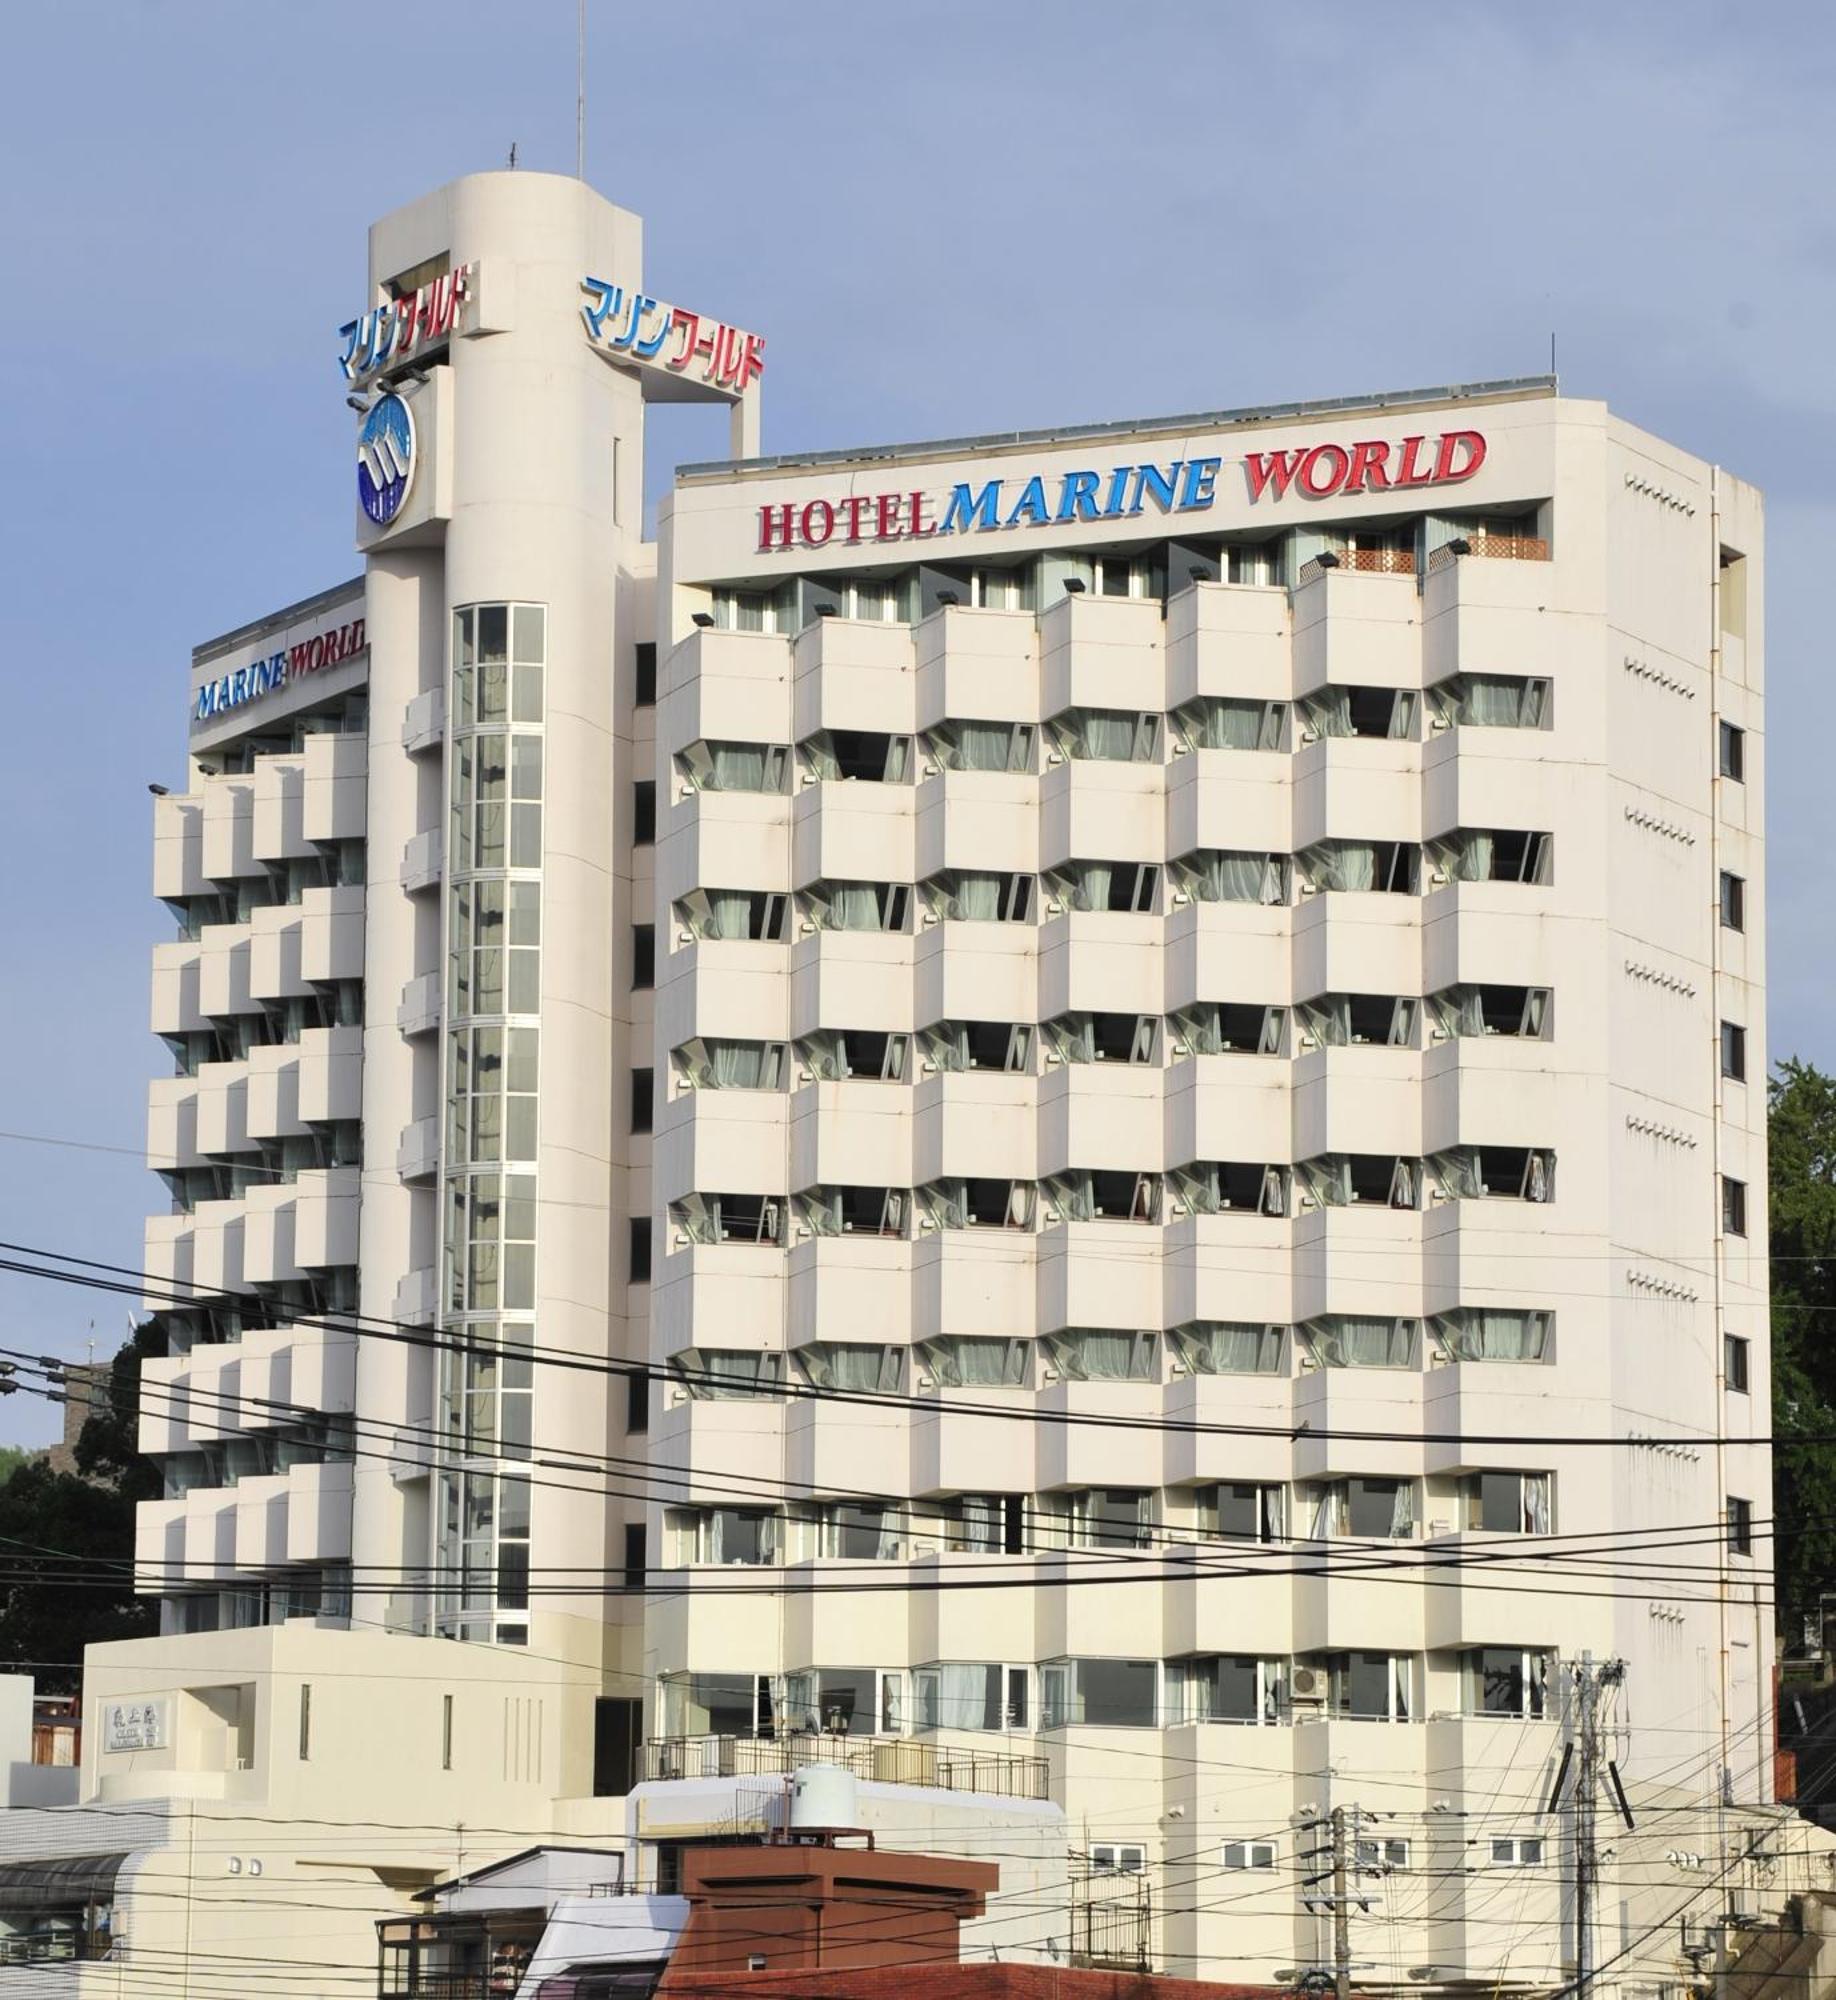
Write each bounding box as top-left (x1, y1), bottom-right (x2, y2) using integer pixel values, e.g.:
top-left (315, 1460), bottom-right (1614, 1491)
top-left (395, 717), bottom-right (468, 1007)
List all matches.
top-left (789, 1762), bottom-right (859, 1832)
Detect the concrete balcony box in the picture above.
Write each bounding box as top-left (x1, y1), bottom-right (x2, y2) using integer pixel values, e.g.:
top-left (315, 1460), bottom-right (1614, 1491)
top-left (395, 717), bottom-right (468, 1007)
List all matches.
top-left (1036, 910), bottom-right (1163, 1020)
top-left (1289, 1046), bottom-right (1423, 1161)
top-left (244, 1047), bottom-right (304, 1141)
top-left (147, 1077), bottom-right (201, 1173)
top-left (912, 923), bottom-right (1036, 1030)
top-left (1291, 568), bottom-right (1423, 694)
top-left (399, 969), bottom-right (443, 1037)
top-left (1164, 749), bottom-right (1290, 860)
top-left (402, 685), bottom-right (445, 756)
top-left (152, 796), bottom-right (207, 900)
top-left (910, 1231), bottom-right (1037, 1342)
top-left (1164, 579), bottom-right (1291, 709)
top-left (242, 1193), bottom-right (302, 1289)
top-left (190, 1200), bottom-right (248, 1295)
top-left (659, 941), bottom-right (789, 1051)
top-left (792, 615), bottom-right (917, 739)
top-left (1162, 1214), bottom-right (1293, 1331)
top-left (1422, 1366), bottom-right (1597, 1479)
top-left (1288, 1205), bottom-right (1425, 1327)
top-left (906, 1551), bottom-right (1039, 1668)
top-left (787, 930), bottom-right (914, 1038)
top-left (235, 1477), bottom-right (292, 1570)
top-left (300, 885), bottom-right (365, 982)
top-left (1289, 737), bottom-right (1421, 850)
top-left (914, 602), bottom-right (1041, 732)
top-left (298, 1025), bottom-right (363, 1123)
top-left (652, 1088), bottom-right (788, 1205)
top-left (1290, 889), bottom-right (1421, 1004)
top-left (1164, 1564), bottom-right (1298, 1663)
top-left (1418, 1054), bottom-right (1563, 1161)
top-left (194, 1063), bottom-right (254, 1157)
top-left (785, 1236), bottom-right (913, 1348)
top-left (909, 1394), bottom-right (1039, 1495)
top-left (1038, 760), bottom-right (1165, 876)
top-left (252, 756), bottom-right (308, 861)
top-left (1421, 545), bottom-right (1565, 685)
top-left (1161, 902), bottom-right (1290, 1015)
top-left (913, 770), bottom-right (1038, 880)
top-left (650, 1247), bottom-right (782, 1359)
top-left (664, 791), bottom-right (792, 906)
top-left (778, 1565), bottom-right (915, 1669)
top-left (289, 1324), bottom-right (358, 1413)
top-left (1288, 1361), bottom-right (1426, 1485)
top-left (648, 1585), bottom-right (786, 1680)
top-left (1160, 1371), bottom-right (1297, 1490)
top-left (910, 1071), bottom-right (1035, 1184)
top-left (649, 1396), bottom-right (788, 1499)
top-left (1037, 1064), bottom-right (1163, 1179)
top-left (397, 1115), bottom-right (439, 1183)
top-left (1421, 727), bottom-right (1571, 845)
top-left (394, 1266), bottom-right (438, 1327)
top-left (1420, 1545), bottom-right (1587, 1653)
top-left (402, 827), bottom-right (443, 894)
top-left (138, 1356), bottom-right (190, 1455)
top-left (660, 625), bottom-right (794, 749)
top-left (135, 1498), bottom-right (184, 1586)
top-left (1420, 878), bottom-right (1575, 994)
top-left (285, 1461), bottom-right (355, 1564)
top-left (1290, 1570), bottom-right (1427, 1658)
top-left (198, 927), bottom-right (257, 1021)
top-left (1039, 592), bottom-right (1166, 717)
top-left (1035, 1381), bottom-right (1162, 1491)
top-left (295, 1167), bottom-right (360, 1268)
top-left (792, 778), bottom-right (915, 891)
top-left (303, 729), bottom-right (368, 838)
top-left (182, 1492), bottom-right (240, 1581)
top-left (248, 908), bottom-right (308, 1001)
top-left (1162, 1057), bottom-right (1288, 1168)
top-left (1036, 1223), bottom-right (1160, 1333)
top-left (234, 1328), bottom-right (289, 1424)
top-left (1042, 1565), bottom-right (1169, 1662)
top-left (200, 777), bottom-right (257, 882)
top-left (789, 1079), bottom-right (914, 1189)
top-left (150, 942), bottom-right (205, 1035)
top-left (144, 1214), bottom-right (196, 1304)
top-left (784, 1392), bottom-right (912, 1501)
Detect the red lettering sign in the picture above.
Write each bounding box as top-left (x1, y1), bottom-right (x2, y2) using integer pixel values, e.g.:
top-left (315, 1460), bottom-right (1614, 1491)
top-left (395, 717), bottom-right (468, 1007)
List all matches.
top-left (1245, 430), bottom-right (1488, 503)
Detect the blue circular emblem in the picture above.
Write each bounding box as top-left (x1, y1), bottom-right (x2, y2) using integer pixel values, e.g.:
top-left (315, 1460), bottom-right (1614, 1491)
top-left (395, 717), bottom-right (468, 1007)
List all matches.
top-left (357, 392), bottom-right (415, 527)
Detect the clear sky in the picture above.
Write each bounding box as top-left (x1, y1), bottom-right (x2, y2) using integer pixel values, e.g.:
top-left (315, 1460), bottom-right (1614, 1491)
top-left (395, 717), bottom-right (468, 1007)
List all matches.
top-left (1, 0), bottom-right (1831, 1444)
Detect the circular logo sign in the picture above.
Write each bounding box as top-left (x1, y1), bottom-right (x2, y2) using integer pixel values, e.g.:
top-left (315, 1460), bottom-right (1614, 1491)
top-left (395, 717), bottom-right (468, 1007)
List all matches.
top-left (357, 392), bottom-right (415, 527)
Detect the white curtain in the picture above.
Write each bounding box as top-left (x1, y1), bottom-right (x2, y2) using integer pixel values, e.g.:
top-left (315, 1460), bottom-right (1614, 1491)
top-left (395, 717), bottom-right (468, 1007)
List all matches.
top-left (1304, 688), bottom-right (1353, 738)
top-left (1187, 851), bottom-right (1284, 904)
top-left (956, 1495), bottom-right (1000, 1549)
top-left (706, 1040), bottom-right (769, 1087)
top-left (1060, 709), bottom-right (1141, 760)
top-left (802, 736), bottom-right (842, 781)
top-left (1525, 1477), bottom-right (1552, 1535)
top-left (948, 873), bottom-right (1004, 921)
top-left (1313, 1317), bottom-right (1415, 1367)
top-left (939, 722), bottom-right (1024, 771)
top-left (702, 891), bottom-right (754, 940)
top-left (1428, 986), bottom-right (1487, 1038)
top-left (694, 742), bottom-right (771, 791)
top-left (1390, 1484), bottom-right (1416, 1539)
top-left (1066, 863), bottom-right (1113, 912)
top-left (1430, 1149), bottom-right (1484, 1200)
top-left (1304, 840), bottom-right (1377, 892)
top-left (1386, 692), bottom-right (1416, 738)
top-left (1440, 1309), bottom-right (1548, 1361)
top-left (1441, 831), bottom-right (1494, 882)
top-left (1299, 1158), bottom-right (1354, 1208)
top-left (1391, 1656), bottom-right (1413, 1719)
top-left (1188, 698), bottom-right (1284, 751)
top-left (1301, 996), bottom-right (1352, 1046)
top-left (1048, 1330), bottom-right (1152, 1380)
top-left (799, 1343), bottom-right (900, 1392)
top-left (925, 1023), bottom-right (971, 1072)
top-left (1047, 1016), bottom-right (1097, 1064)
top-left (813, 883), bottom-right (885, 931)
top-left (797, 1189), bottom-right (844, 1236)
top-left (1174, 1322), bottom-right (1282, 1374)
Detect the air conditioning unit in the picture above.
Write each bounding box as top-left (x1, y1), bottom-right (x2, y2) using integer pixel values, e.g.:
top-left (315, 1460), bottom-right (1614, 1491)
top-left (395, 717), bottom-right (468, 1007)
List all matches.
top-left (1290, 1667), bottom-right (1326, 1705)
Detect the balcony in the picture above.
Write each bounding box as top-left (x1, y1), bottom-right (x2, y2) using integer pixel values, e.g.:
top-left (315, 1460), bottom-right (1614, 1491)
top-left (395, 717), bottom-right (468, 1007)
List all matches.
top-left (402, 686), bottom-right (444, 756)
top-left (397, 1117), bottom-right (439, 1183)
top-left (638, 1730), bottom-right (1048, 1798)
top-left (399, 970), bottom-right (442, 1037)
top-left (304, 728), bottom-right (369, 838)
top-left (402, 829), bottom-right (442, 895)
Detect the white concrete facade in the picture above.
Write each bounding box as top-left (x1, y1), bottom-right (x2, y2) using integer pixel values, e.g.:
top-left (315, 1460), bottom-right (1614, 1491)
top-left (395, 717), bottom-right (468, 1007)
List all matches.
top-left (94, 169), bottom-right (1816, 1995)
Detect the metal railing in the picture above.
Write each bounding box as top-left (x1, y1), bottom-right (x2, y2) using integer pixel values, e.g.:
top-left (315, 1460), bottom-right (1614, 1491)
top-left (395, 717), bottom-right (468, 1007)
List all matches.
top-left (1426, 533), bottom-right (1551, 571)
top-left (639, 1732), bottom-right (1049, 1799)
top-left (0, 1931), bottom-right (112, 1967)
top-left (1069, 1870), bottom-right (1153, 1972)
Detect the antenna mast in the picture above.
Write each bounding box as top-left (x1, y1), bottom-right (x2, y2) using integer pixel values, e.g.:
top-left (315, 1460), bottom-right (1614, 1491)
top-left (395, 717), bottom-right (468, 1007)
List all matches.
top-left (576, 0), bottom-right (586, 179)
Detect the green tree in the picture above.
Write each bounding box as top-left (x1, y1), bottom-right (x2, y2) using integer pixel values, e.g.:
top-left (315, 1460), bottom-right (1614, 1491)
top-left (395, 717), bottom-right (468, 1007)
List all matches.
top-left (1769, 1059), bottom-right (1836, 1635)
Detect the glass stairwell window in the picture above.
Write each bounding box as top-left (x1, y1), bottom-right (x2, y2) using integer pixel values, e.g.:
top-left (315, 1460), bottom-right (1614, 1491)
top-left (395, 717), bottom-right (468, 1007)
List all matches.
top-left (1041, 1168), bottom-right (1160, 1223)
top-left (796, 1028), bottom-right (910, 1081)
top-left (1295, 1155), bottom-right (1420, 1210)
top-left (670, 1349), bottom-right (786, 1398)
top-left (1430, 1308), bottom-right (1553, 1362)
top-left (921, 870), bottom-right (1033, 922)
top-left (921, 718), bottom-right (1034, 773)
top-left (1046, 708), bottom-right (1161, 762)
top-left (792, 1343), bottom-right (907, 1393)
top-left (1170, 1002), bottom-right (1287, 1056)
top-left (914, 1338), bottom-right (1032, 1389)
top-left (670, 1193), bottom-right (783, 1246)
top-left (1044, 861), bottom-right (1159, 914)
top-left (1169, 850), bottom-right (1288, 906)
top-left (1428, 675), bottom-right (1550, 729)
top-left (1301, 1318), bottom-right (1421, 1369)
top-left (1170, 1322), bottom-right (1287, 1376)
top-left (1044, 1012), bottom-right (1158, 1064)
top-left (1295, 839), bottom-right (1419, 895)
top-left (1172, 697), bottom-right (1288, 752)
top-left (799, 729), bottom-right (913, 783)
top-left (1427, 985), bottom-right (1551, 1039)
top-left (799, 880), bottom-right (911, 933)
top-left (1168, 1161), bottom-right (1289, 1218)
top-left (675, 740), bottom-right (792, 794)
top-left (794, 1186), bottom-right (909, 1237)
top-left (1462, 1471), bottom-right (1552, 1534)
top-left (1168, 1655), bottom-right (1287, 1725)
top-left (1297, 994), bottom-right (1416, 1048)
top-left (1041, 1329), bottom-right (1159, 1382)
top-left (919, 1020), bottom-right (1034, 1072)
top-left (1298, 686), bottom-right (1417, 740)
top-left (675, 888), bottom-right (788, 941)
top-left (917, 1179), bottom-right (1036, 1230)
top-left (1427, 828), bottom-right (1553, 885)
top-left (672, 1038), bottom-right (789, 1090)
top-left (1429, 1147), bottom-right (1555, 1202)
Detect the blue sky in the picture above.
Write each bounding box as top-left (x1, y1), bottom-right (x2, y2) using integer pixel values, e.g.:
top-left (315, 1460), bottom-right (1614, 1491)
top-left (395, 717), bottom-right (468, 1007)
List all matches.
top-left (2, 0), bottom-right (1832, 1443)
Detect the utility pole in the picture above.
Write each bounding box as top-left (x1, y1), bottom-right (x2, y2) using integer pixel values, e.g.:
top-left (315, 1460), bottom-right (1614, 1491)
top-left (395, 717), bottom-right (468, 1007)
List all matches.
top-left (1298, 1803), bottom-right (1371, 2000)
top-left (1331, 1806), bottom-right (1352, 2000)
top-left (1553, 1654), bottom-right (1628, 2000)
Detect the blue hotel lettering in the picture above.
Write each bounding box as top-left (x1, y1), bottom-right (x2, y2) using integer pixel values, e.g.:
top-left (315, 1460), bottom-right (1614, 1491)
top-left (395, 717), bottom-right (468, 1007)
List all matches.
top-left (195, 652), bottom-right (287, 722)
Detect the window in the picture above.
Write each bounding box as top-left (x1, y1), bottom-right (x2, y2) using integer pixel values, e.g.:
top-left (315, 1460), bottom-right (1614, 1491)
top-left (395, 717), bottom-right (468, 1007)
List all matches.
top-left (1427, 828), bottom-right (1552, 885)
top-left (796, 1029), bottom-right (909, 1082)
top-left (1170, 1002), bottom-right (1287, 1056)
top-left (623, 1523), bottom-right (647, 1590)
top-left (1316, 1478), bottom-right (1416, 1540)
top-left (675, 1039), bottom-right (788, 1090)
top-left (1466, 1647), bottom-right (1551, 1718)
top-left (625, 1365), bottom-right (648, 1432)
top-left (1719, 871), bottom-right (1745, 932)
top-left (1041, 1329), bottom-right (1159, 1382)
top-left (633, 780), bottom-right (656, 845)
top-left (969, 567), bottom-right (1036, 612)
top-left (670, 1193), bottom-right (784, 1246)
top-left (800, 729), bottom-right (913, 784)
top-left (1297, 994), bottom-right (1417, 1048)
top-left (671, 1349), bottom-right (785, 1399)
top-left (1490, 1836), bottom-right (1545, 1867)
top-left (676, 888), bottom-right (788, 942)
top-left (1045, 860), bottom-right (1160, 914)
top-left (1171, 850), bottom-right (1288, 906)
top-left (922, 718), bottom-right (1033, 772)
top-left (1090, 1843), bottom-right (1148, 1873)
top-left (628, 1217), bottom-right (652, 1286)
top-left (915, 1663), bottom-right (1031, 1730)
top-left (920, 1020), bottom-right (1033, 1073)
top-left (630, 1067), bottom-right (654, 1135)
top-left (1324, 1652), bottom-right (1414, 1720)
top-left (676, 740), bottom-right (791, 794)
top-left (782, 1667), bottom-right (904, 1736)
top-left (1722, 1176), bottom-right (1748, 1236)
top-left (1725, 1333), bottom-right (1750, 1393)
top-left (922, 870), bottom-right (1034, 923)
top-left (1042, 1168), bottom-right (1161, 1223)
top-left (814, 1502), bottom-right (905, 1561)
top-left (1427, 984), bottom-right (1550, 1039)
top-left (442, 1692), bottom-right (454, 1771)
top-left (1295, 1155), bottom-right (1420, 1210)
top-left (1044, 1012), bottom-right (1158, 1064)
top-left (1464, 1472), bottom-right (1553, 1535)
top-left (794, 1186), bottom-right (908, 1238)
top-left (1299, 686), bottom-right (1417, 740)
top-left (298, 1683), bottom-right (311, 1761)
top-left (1168, 1161), bottom-right (1288, 1218)
top-left (1173, 696), bottom-right (1288, 752)
top-left (1295, 839), bottom-right (1420, 895)
top-left (1041, 1660), bottom-right (1159, 1728)
top-left (1170, 1656), bottom-right (1286, 1726)
top-left (1091, 552), bottom-right (1166, 599)
top-left (1429, 1147), bottom-right (1555, 1202)
top-left (634, 642), bottom-right (657, 707)
top-left (930, 1493), bottom-right (1028, 1554)
top-left (1170, 1322), bottom-right (1286, 1376)
top-left (1047, 707), bottom-right (1161, 762)
top-left (793, 1342), bottom-right (907, 1393)
top-left (1727, 1496), bottom-right (1753, 1556)
top-left (659, 1670), bottom-right (776, 1739)
top-left (1197, 1483), bottom-right (1285, 1543)
top-left (667, 1508), bottom-right (781, 1566)
top-left (918, 1179), bottom-right (1035, 1231)
top-left (1355, 1837), bottom-right (1412, 1871)
top-left (1222, 1841), bottom-right (1280, 1870)
top-left (1719, 720), bottom-right (1745, 782)
top-left (1721, 1021), bottom-right (1747, 1081)
top-left (1428, 674), bottom-right (1550, 729)
top-left (1302, 1318), bottom-right (1421, 1369)
top-left (713, 583), bottom-right (796, 634)
top-left (799, 880), bottom-right (910, 934)
top-left (1046, 1488), bottom-right (1156, 1550)
top-left (632, 923), bottom-right (655, 989)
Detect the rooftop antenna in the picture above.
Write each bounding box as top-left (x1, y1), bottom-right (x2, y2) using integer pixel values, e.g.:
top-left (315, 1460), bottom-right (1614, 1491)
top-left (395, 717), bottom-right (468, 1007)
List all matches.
top-left (577, 0), bottom-right (586, 179)
top-left (507, 141), bottom-right (518, 170)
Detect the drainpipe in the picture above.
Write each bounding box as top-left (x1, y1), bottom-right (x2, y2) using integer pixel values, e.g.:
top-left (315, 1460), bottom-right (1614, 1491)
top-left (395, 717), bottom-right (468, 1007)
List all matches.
top-left (1708, 468), bottom-right (1734, 1844)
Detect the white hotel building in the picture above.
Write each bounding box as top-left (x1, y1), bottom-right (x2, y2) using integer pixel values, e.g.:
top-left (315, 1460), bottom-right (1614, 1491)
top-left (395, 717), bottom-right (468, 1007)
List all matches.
top-left (24, 168), bottom-right (1825, 1996)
